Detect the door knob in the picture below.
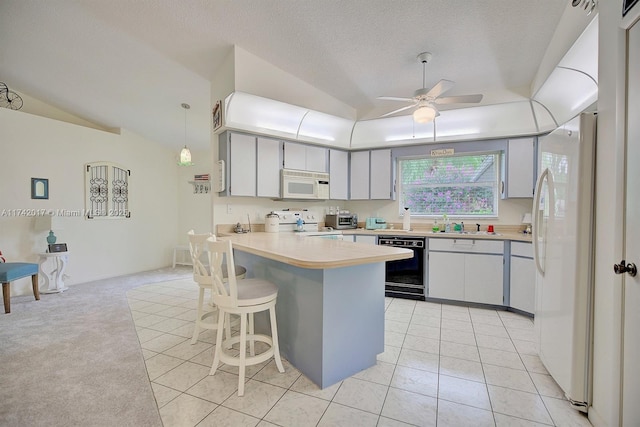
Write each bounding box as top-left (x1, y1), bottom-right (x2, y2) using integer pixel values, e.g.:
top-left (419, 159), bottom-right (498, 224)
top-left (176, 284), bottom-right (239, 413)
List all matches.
top-left (614, 260), bottom-right (637, 277)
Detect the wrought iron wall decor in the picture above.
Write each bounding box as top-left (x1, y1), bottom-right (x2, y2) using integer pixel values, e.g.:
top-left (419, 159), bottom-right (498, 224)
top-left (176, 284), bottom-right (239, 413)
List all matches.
top-left (85, 162), bottom-right (131, 219)
top-left (0, 82), bottom-right (23, 110)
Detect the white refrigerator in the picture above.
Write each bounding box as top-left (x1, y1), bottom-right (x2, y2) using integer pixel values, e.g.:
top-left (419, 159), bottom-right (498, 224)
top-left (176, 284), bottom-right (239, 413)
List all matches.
top-left (532, 111), bottom-right (596, 412)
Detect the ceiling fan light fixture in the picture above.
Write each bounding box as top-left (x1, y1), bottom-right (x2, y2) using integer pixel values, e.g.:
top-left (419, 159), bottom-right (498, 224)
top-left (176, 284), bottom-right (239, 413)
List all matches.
top-left (413, 105), bottom-right (436, 123)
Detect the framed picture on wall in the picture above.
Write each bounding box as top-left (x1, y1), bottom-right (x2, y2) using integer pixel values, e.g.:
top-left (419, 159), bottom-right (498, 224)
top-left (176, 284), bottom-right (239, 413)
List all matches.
top-left (31, 177), bottom-right (49, 199)
top-left (212, 100), bottom-right (222, 131)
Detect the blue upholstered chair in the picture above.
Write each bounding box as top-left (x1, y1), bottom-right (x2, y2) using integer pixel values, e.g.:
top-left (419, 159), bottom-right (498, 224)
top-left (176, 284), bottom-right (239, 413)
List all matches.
top-left (0, 263), bottom-right (40, 313)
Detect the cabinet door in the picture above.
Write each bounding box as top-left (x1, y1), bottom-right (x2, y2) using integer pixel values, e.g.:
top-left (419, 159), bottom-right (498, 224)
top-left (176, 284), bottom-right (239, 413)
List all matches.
top-left (283, 142), bottom-right (307, 170)
top-left (464, 254), bottom-right (503, 305)
top-left (257, 137), bottom-right (281, 198)
top-left (510, 256), bottom-right (535, 314)
top-left (229, 133), bottom-right (256, 196)
top-left (350, 151), bottom-right (370, 200)
top-left (370, 149), bottom-right (392, 199)
top-left (503, 137), bottom-right (535, 198)
top-left (354, 235), bottom-right (377, 245)
top-left (329, 149), bottom-right (349, 200)
top-left (306, 145), bottom-right (328, 172)
top-left (428, 252), bottom-right (465, 300)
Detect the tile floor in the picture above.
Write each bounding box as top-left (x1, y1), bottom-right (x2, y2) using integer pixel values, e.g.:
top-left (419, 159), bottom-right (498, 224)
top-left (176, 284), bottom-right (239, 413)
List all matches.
top-left (127, 278), bottom-right (593, 427)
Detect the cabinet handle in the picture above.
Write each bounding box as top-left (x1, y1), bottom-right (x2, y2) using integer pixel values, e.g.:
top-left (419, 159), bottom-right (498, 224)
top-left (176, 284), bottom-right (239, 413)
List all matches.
top-left (453, 239), bottom-right (475, 245)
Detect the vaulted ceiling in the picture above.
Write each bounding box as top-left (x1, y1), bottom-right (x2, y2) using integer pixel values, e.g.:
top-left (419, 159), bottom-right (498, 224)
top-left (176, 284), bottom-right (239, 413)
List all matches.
top-left (0, 1), bottom-right (592, 151)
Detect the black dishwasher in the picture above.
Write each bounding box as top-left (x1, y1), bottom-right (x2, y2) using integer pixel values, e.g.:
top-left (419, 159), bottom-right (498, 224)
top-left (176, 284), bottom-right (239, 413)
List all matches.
top-left (378, 235), bottom-right (426, 300)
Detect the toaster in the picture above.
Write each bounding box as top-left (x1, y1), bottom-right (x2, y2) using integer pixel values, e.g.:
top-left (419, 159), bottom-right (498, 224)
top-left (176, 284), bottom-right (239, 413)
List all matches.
top-left (365, 217), bottom-right (387, 230)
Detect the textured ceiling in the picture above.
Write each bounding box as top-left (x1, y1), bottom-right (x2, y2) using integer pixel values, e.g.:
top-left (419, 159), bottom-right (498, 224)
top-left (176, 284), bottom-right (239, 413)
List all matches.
top-left (0, 1), bottom-right (579, 151)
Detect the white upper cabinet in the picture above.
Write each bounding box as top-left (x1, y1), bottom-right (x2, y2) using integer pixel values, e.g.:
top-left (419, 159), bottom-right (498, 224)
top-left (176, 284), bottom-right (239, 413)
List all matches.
top-left (329, 149), bottom-right (349, 200)
top-left (219, 132), bottom-right (281, 198)
top-left (257, 137), bottom-right (282, 198)
top-left (502, 137), bottom-right (535, 199)
top-left (370, 149), bottom-right (392, 200)
top-left (284, 142), bottom-right (328, 172)
top-left (229, 133), bottom-right (256, 197)
top-left (350, 151), bottom-right (370, 200)
top-left (350, 149), bottom-right (393, 200)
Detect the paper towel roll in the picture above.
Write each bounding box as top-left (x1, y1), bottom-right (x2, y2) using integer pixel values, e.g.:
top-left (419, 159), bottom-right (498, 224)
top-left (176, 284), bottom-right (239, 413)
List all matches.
top-left (403, 207), bottom-right (411, 231)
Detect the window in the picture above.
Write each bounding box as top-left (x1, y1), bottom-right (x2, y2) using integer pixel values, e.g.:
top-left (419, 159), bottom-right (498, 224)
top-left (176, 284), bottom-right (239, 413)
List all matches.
top-left (85, 162), bottom-right (131, 219)
top-left (398, 153), bottom-right (499, 217)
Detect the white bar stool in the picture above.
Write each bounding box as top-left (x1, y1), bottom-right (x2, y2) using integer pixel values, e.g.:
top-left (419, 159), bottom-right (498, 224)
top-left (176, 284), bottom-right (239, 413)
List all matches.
top-left (206, 236), bottom-right (284, 396)
top-left (187, 230), bottom-right (246, 345)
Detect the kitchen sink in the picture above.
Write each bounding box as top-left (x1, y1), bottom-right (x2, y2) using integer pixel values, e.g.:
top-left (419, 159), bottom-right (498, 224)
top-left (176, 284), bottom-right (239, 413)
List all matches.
top-left (432, 231), bottom-right (502, 236)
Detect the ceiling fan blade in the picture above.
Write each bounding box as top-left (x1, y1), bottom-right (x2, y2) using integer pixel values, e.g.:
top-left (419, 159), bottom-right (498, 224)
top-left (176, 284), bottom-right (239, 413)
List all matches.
top-left (379, 104), bottom-right (416, 118)
top-left (426, 79), bottom-right (455, 99)
top-left (434, 94), bottom-right (483, 105)
top-left (377, 96), bottom-right (413, 102)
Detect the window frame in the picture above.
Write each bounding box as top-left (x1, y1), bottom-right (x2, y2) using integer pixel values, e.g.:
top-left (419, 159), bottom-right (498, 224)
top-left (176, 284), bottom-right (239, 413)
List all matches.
top-left (396, 151), bottom-right (501, 219)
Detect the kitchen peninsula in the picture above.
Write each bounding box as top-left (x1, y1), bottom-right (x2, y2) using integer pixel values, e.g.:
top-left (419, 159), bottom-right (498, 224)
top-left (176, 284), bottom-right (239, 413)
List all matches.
top-left (218, 232), bottom-right (412, 388)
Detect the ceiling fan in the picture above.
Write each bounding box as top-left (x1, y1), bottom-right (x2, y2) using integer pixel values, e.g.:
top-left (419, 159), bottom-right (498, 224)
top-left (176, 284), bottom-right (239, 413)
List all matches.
top-left (378, 52), bottom-right (483, 123)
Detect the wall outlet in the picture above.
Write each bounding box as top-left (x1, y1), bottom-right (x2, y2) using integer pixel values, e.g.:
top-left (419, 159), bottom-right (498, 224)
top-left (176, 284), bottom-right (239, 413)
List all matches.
top-left (227, 204), bottom-right (233, 214)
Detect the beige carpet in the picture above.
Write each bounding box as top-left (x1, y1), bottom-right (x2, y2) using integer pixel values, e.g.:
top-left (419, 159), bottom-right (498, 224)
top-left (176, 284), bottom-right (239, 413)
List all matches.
top-left (0, 267), bottom-right (191, 426)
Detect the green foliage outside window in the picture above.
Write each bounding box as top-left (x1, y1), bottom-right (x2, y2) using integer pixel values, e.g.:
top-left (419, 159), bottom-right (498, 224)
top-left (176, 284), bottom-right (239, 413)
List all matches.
top-left (398, 153), bottom-right (499, 217)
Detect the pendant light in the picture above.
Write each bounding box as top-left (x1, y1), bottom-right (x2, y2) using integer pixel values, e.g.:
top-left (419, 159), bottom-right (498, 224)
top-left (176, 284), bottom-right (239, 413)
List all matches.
top-left (178, 102), bottom-right (194, 166)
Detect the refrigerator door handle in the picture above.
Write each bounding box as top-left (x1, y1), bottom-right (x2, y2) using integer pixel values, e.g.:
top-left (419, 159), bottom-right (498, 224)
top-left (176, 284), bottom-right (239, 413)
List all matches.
top-left (533, 168), bottom-right (549, 276)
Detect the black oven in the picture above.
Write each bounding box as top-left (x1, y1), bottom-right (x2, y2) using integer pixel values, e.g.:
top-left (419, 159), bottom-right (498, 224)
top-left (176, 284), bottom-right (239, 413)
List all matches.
top-left (378, 235), bottom-right (426, 300)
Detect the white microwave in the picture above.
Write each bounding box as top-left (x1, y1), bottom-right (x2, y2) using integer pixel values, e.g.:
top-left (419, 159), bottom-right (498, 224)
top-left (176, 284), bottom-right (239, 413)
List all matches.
top-left (281, 169), bottom-right (330, 200)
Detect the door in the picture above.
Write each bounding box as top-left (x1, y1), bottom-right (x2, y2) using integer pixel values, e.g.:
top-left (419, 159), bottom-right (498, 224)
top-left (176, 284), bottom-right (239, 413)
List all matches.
top-left (622, 20), bottom-right (640, 426)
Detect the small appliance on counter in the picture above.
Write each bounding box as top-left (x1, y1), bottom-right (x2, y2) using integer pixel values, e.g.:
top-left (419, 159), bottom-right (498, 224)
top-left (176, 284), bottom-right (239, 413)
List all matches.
top-left (325, 213), bottom-right (358, 229)
top-left (365, 217), bottom-right (387, 230)
top-left (265, 211), bottom-right (279, 233)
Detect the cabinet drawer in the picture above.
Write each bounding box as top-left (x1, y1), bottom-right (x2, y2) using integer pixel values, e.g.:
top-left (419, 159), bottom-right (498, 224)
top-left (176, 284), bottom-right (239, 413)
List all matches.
top-left (429, 238), bottom-right (504, 254)
top-left (511, 241), bottom-right (533, 258)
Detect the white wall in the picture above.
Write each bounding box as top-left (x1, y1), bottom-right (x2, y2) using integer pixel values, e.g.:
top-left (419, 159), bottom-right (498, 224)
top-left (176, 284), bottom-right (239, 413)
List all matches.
top-left (233, 46), bottom-right (356, 120)
top-left (0, 108), bottom-right (180, 296)
top-left (176, 147), bottom-right (214, 244)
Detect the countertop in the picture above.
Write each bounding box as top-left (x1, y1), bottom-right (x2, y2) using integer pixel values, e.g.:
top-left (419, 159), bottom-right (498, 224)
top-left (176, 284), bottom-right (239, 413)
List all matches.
top-left (218, 232), bottom-right (413, 269)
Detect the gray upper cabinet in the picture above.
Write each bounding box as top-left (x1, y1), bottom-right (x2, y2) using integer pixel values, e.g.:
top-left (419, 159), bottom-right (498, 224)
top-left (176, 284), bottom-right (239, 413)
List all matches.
top-left (284, 142), bottom-right (328, 172)
top-left (219, 132), bottom-right (281, 198)
top-left (502, 137), bottom-right (535, 198)
top-left (228, 133), bottom-right (256, 196)
top-left (350, 149), bottom-right (393, 200)
top-left (257, 137), bottom-right (282, 198)
top-left (370, 149), bottom-right (392, 200)
top-left (350, 151), bottom-right (370, 200)
top-left (329, 149), bottom-right (349, 200)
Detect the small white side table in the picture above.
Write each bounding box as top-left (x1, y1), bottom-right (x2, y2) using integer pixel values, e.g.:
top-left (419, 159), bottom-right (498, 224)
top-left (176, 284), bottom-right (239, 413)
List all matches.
top-left (38, 252), bottom-right (70, 293)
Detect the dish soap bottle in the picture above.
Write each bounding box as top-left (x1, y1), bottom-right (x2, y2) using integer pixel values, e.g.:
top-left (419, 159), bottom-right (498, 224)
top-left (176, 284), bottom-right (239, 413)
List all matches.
top-left (444, 214), bottom-right (451, 233)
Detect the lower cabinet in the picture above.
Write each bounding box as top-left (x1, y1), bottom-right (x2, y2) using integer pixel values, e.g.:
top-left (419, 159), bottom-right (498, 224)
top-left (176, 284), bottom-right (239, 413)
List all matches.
top-left (428, 252), bottom-right (465, 300)
top-left (428, 239), bottom-right (504, 305)
top-left (509, 242), bottom-right (535, 314)
top-left (354, 235), bottom-right (377, 245)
